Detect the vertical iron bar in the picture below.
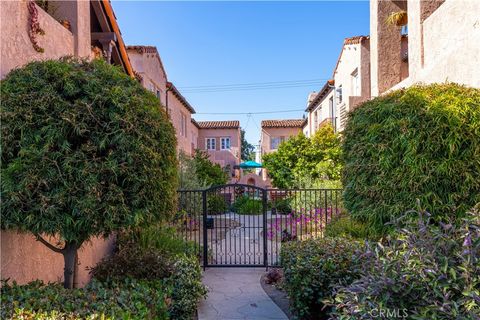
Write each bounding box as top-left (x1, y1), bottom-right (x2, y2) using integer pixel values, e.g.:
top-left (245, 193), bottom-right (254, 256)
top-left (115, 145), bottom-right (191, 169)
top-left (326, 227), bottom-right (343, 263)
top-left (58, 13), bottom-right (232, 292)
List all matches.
top-left (202, 190), bottom-right (208, 270)
top-left (263, 188), bottom-right (268, 269)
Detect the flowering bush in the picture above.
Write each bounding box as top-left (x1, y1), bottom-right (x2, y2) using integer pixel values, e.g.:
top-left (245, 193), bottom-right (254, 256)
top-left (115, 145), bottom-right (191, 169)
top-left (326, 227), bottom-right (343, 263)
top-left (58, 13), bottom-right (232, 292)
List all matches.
top-left (329, 206), bottom-right (480, 319)
top-left (267, 208), bottom-right (340, 240)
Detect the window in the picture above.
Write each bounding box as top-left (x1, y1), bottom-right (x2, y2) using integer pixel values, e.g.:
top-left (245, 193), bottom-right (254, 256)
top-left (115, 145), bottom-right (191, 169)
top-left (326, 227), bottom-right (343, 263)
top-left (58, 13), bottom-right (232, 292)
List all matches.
top-left (270, 136), bottom-right (285, 150)
top-left (156, 89), bottom-right (162, 100)
top-left (206, 138), bottom-right (216, 150)
top-left (220, 137), bottom-right (231, 150)
top-left (337, 85), bottom-right (343, 103)
top-left (314, 110), bottom-right (318, 130)
top-left (180, 113), bottom-right (187, 137)
top-left (351, 69), bottom-right (360, 96)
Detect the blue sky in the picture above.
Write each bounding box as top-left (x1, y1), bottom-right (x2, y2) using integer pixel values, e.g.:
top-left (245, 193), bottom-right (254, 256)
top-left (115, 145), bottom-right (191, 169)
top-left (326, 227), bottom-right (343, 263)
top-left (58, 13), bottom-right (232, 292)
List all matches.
top-left (112, 1), bottom-right (370, 145)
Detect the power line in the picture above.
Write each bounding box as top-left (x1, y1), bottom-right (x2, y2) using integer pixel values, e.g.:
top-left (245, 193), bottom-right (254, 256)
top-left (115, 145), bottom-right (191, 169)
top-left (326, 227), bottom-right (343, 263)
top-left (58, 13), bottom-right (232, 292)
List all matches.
top-left (195, 108), bottom-right (305, 115)
top-left (177, 78), bottom-right (329, 90)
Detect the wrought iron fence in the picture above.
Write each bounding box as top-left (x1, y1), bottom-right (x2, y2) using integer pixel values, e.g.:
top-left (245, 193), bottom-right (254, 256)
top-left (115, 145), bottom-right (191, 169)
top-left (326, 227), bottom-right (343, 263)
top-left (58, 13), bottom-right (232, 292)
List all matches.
top-left (177, 185), bottom-right (343, 267)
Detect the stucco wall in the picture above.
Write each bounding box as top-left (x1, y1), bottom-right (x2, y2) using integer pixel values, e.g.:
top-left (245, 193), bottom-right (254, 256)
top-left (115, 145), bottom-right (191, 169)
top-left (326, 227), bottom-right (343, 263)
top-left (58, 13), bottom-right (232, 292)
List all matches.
top-left (198, 128), bottom-right (241, 172)
top-left (127, 49), bottom-right (168, 106)
top-left (309, 90), bottom-right (335, 136)
top-left (388, 0), bottom-right (480, 92)
top-left (1, 231), bottom-right (115, 287)
top-left (0, 0), bottom-right (77, 78)
top-left (168, 92), bottom-right (194, 156)
top-left (260, 127), bottom-right (302, 155)
top-left (370, 0), bottom-right (407, 96)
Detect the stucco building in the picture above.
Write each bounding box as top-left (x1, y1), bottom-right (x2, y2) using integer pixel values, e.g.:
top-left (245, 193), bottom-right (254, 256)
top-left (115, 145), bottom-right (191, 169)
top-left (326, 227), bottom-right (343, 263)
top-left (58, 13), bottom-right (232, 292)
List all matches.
top-left (260, 119), bottom-right (304, 184)
top-left (195, 121), bottom-right (242, 179)
top-left (370, 0), bottom-right (480, 95)
top-left (0, 0), bottom-right (133, 287)
top-left (305, 35), bottom-right (371, 134)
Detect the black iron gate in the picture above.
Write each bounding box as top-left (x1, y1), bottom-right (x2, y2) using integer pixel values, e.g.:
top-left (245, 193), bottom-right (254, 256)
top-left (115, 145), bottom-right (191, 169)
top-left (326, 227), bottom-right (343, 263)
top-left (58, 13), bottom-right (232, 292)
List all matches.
top-left (178, 184), bottom-right (342, 268)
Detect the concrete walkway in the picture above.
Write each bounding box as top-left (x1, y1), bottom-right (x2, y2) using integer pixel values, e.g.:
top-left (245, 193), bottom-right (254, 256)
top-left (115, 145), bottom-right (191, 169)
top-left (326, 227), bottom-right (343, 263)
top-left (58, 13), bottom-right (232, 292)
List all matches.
top-left (198, 268), bottom-right (288, 320)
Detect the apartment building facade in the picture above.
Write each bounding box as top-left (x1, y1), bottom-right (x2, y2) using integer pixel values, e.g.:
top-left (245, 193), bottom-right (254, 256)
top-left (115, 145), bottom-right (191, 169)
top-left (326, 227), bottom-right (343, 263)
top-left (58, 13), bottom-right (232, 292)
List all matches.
top-left (370, 0), bottom-right (480, 95)
top-left (260, 119), bottom-right (304, 184)
top-left (196, 121), bottom-right (242, 179)
top-left (0, 0), bottom-right (134, 287)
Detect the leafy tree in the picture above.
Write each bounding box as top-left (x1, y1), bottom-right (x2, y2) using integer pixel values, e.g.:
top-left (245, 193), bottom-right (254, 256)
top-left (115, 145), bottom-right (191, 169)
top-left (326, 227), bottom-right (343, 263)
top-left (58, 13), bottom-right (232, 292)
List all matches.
top-left (262, 124), bottom-right (342, 188)
top-left (1, 59), bottom-right (178, 288)
top-left (191, 150), bottom-right (228, 187)
top-left (241, 129), bottom-right (255, 161)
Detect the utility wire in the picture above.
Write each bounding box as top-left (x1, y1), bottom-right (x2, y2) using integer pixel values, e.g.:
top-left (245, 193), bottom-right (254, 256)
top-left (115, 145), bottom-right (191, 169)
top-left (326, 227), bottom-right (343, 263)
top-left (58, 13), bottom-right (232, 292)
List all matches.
top-left (195, 109), bottom-right (305, 115)
top-left (178, 78), bottom-right (329, 90)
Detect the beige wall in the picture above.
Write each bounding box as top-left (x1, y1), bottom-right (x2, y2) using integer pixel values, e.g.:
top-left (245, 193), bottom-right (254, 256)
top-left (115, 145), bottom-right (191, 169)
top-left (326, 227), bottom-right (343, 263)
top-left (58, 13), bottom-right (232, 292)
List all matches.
top-left (0, 1), bottom-right (89, 78)
top-left (308, 90), bottom-right (335, 136)
top-left (168, 92), bottom-right (194, 156)
top-left (198, 127), bottom-right (241, 175)
top-left (372, 0), bottom-right (480, 94)
top-left (333, 40), bottom-right (371, 131)
top-left (1, 231), bottom-right (114, 287)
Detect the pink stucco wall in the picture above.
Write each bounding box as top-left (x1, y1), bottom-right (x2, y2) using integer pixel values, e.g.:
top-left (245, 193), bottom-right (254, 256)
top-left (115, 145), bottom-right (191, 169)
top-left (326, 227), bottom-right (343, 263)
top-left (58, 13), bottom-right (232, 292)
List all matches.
top-left (168, 92), bottom-right (195, 156)
top-left (260, 127), bottom-right (301, 155)
top-left (198, 127), bottom-right (241, 175)
top-left (0, 0), bottom-right (92, 78)
top-left (1, 231), bottom-right (115, 287)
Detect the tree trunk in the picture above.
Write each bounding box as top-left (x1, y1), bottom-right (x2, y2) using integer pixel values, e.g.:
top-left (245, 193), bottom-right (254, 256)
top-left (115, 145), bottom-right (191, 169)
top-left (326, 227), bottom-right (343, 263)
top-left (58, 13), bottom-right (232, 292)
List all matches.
top-left (63, 242), bottom-right (78, 289)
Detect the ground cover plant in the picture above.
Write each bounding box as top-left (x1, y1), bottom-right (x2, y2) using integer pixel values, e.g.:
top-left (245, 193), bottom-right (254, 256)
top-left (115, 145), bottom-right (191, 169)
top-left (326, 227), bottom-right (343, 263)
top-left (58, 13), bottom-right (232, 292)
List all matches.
top-left (329, 206), bottom-right (480, 319)
top-left (342, 84), bottom-right (480, 234)
top-left (1, 58), bottom-right (178, 288)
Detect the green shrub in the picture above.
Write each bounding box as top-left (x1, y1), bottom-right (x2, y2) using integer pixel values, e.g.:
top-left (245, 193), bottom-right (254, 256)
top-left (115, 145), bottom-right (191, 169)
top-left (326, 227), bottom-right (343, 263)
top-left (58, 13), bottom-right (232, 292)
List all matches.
top-left (122, 224), bottom-right (199, 258)
top-left (207, 194), bottom-right (228, 214)
top-left (1, 58), bottom-right (178, 288)
top-left (325, 214), bottom-right (372, 240)
top-left (90, 232), bottom-right (206, 320)
top-left (280, 237), bottom-right (365, 319)
top-left (342, 84), bottom-right (480, 234)
top-left (232, 196), bottom-right (263, 214)
top-left (330, 206), bottom-right (480, 319)
top-left (271, 198), bottom-right (292, 214)
top-left (0, 278), bottom-right (169, 319)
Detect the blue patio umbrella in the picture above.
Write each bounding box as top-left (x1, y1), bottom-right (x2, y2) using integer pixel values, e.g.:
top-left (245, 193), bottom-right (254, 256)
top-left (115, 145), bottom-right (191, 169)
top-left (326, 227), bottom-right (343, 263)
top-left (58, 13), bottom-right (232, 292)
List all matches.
top-left (235, 160), bottom-right (263, 169)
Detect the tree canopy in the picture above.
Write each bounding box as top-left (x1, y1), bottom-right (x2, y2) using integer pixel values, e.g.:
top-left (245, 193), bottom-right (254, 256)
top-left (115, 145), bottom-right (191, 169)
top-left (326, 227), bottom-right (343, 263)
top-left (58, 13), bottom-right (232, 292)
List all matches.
top-left (262, 124), bottom-right (342, 188)
top-left (241, 129), bottom-right (255, 161)
top-left (1, 58), bottom-right (178, 288)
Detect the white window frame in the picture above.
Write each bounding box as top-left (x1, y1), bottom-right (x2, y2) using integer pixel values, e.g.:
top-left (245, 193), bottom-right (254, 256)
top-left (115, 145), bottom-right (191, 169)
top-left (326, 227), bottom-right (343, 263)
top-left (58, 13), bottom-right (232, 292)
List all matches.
top-left (337, 85), bottom-right (343, 104)
top-left (206, 138), bottom-right (216, 150)
top-left (220, 137), bottom-right (231, 150)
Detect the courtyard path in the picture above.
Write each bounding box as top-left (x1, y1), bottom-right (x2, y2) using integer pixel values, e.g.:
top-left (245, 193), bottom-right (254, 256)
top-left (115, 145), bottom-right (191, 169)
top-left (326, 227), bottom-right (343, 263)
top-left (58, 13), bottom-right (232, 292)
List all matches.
top-left (197, 268), bottom-right (288, 320)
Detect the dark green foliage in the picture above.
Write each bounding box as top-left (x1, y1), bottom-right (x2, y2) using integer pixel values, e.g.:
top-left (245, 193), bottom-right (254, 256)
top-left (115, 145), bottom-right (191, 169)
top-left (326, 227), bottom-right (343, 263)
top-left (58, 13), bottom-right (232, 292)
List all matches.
top-left (207, 194), bottom-right (228, 214)
top-left (191, 150), bottom-right (228, 187)
top-left (0, 278), bottom-right (170, 319)
top-left (325, 214), bottom-right (373, 240)
top-left (330, 207), bottom-right (480, 319)
top-left (271, 198), bottom-right (292, 214)
top-left (280, 237), bottom-right (364, 319)
top-left (263, 124), bottom-right (342, 188)
top-left (1, 58), bottom-right (178, 287)
top-left (232, 195), bottom-right (263, 214)
top-left (91, 229), bottom-right (207, 320)
top-left (241, 129), bottom-right (255, 161)
top-left (342, 84), bottom-right (480, 233)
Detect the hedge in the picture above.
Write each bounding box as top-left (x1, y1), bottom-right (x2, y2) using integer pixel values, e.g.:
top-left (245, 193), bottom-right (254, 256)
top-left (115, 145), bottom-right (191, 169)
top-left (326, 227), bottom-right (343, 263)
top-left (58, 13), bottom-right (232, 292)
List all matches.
top-left (342, 84), bottom-right (480, 234)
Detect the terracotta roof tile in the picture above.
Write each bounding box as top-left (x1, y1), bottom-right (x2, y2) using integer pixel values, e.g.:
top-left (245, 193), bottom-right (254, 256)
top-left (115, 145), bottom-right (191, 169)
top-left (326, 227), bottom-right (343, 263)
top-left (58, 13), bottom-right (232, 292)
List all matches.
top-left (332, 35), bottom-right (369, 77)
top-left (126, 45), bottom-right (159, 54)
top-left (197, 121), bottom-right (240, 129)
top-left (261, 119), bottom-right (305, 128)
